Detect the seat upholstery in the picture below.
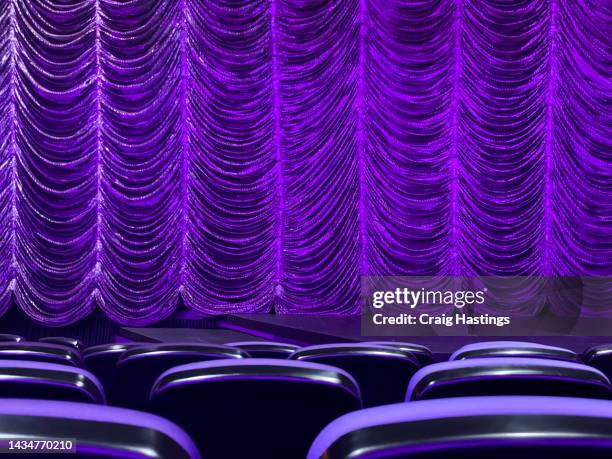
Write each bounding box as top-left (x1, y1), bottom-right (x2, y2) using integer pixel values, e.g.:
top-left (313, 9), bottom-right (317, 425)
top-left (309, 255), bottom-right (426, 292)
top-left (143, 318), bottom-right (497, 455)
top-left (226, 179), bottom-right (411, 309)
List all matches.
top-left (0, 360), bottom-right (104, 403)
top-left (308, 396), bottom-right (612, 458)
top-left (40, 336), bottom-right (84, 351)
top-left (0, 398), bottom-right (200, 458)
top-left (0, 342), bottom-right (83, 367)
top-left (451, 341), bottom-right (580, 362)
top-left (290, 343), bottom-right (420, 407)
top-left (83, 343), bottom-right (144, 393)
top-left (110, 343), bottom-right (248, 409)
top-left (367, 341), bottom-right (434, 365)
top-left (584, 344), bottom-right (612, 381)
top-left (225, 340), bottom-right (299, 358)
top-left (406, 357), bottom-right (611, 401)
top-left (151, 358), bottom-right (362, 459)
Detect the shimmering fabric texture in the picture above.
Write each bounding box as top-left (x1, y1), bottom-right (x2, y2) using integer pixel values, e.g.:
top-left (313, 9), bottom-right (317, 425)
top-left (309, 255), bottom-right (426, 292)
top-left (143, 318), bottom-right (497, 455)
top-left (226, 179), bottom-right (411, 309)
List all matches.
top-left (0, 0), bottom-right (609, 324)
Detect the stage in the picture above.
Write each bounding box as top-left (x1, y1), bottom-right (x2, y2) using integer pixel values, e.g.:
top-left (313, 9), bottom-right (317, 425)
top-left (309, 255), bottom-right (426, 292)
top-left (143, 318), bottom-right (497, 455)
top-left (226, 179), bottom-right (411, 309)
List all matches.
top-left (119, 313), bottom-right (612, 358)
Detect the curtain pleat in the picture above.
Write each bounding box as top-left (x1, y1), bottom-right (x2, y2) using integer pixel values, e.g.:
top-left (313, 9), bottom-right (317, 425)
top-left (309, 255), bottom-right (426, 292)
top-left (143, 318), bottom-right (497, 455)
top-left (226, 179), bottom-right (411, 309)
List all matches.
top-left (548, 0), bottom-right (612, 316)
top-left (97, 0), bottom-right (182, 324)
top-left (365, 0), bottom-right (456, 277)
top-left (184, 0), bottom-right (275, 314)
top-left (274, 0), bottom-right (361, 314)
top-left (553, 0), bottom-right (611, 276)
top-left (12, 1), bottom-right (97, 324)
top-left (0, 0), bottom-right (16, 317)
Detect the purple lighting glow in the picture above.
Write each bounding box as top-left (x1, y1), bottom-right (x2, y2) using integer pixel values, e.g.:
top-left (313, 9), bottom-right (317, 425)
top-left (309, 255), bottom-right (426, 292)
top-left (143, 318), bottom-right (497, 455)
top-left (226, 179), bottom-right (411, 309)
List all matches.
top-left (0, 0), bottom-right (609, 325)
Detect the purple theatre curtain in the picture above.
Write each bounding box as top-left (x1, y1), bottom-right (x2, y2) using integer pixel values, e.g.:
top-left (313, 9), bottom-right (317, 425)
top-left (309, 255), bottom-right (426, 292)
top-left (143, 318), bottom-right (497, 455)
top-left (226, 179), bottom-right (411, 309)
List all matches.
top-left (0, 0), bottom-right (609, 324)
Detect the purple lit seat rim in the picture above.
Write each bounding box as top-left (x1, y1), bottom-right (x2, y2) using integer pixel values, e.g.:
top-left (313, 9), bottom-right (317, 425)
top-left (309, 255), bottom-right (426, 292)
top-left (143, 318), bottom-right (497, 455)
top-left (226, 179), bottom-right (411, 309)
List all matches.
top-left (0, 398), bottom-right (200, 459)
top-left (407, 356), bottom-right (610, 400)
top-left (307, 396), bottom-right (612, 459)
top-left (450, 341), bottom-right (578, 361)
top-left (0, 360), bottom-right (104, 402)
top-left (152, 358), bottom-right (362, 401)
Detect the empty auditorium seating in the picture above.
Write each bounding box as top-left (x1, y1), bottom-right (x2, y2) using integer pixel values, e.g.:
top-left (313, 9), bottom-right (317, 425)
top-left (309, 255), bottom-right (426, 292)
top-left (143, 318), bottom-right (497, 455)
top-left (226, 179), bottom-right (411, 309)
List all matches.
top-left (0, 333), bottom-right (24, 342)
top-left (226, 340), bottom-right (299, 358)
top-left (83, 343), bottom-right (143, 392)
top-left (367, 341), bottom-right (434, 365)
top-left (0, 342), bottom-right (83, 367)
top-left (109, 343), bottom-right (249, 409)
top-left (451, 341), bottom-right (580, 362)
top-left (407, 357), bottom-right (612, 401)
top-left (0, 399), bottom-right (200, 458)
top-left (584, 344), bottom-right (612, 381)
top-left (307, 396), bottom-right (612, 458)
top-left (290, 343), bottom-right (420, 407)
top-left (0, 360), bottom-right (104, 403)
top-left (1, 334), bottom-right (610, 459)
top-left (151, 359), bottom-right (362, 459)
top-left (40, 336), bottom-right (84, 351)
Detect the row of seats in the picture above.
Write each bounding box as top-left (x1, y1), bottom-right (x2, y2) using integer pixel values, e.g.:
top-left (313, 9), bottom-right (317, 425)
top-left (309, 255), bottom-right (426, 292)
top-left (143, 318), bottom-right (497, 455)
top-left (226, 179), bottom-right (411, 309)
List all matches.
top-left (3, 395), bottom-right (612, 458)
top-left (1, 337), bottom-right (612, 406)
top-left (0, 344), bottom-right (609, 406)
top-left (0, 337), bottom-right (611, 457)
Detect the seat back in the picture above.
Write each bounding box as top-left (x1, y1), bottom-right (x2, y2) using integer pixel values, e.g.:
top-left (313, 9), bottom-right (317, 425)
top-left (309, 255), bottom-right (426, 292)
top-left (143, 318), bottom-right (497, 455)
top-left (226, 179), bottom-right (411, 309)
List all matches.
top-left (584, 345), bottom-right (612, 381)
top-left (0, 342), bottom-right (83, 367)
top-left (451, 341), bottom-right (580, 362)
top-left (40, 336), bottom-right (84, 351)
top-left (0, 399), bottom-right (199, 458)
top-left (368, 341), bottom-right (434, 365)
top-left (83, 343), bottom-right (143, 393)
top-left (291, 343), bottom-right (420, 406)
top-left (225, 341), bottom-right (299, 358)
top-left (308, 396), bottom-right (612, 459)
top-left (110, 343), bottom-right (248, 409)
top-left (0, 360), bottom-right (104, 403)
top-left (151, 359), bottom-right (362, 459)
top-left (0, 334), bottom-right (24, 342)
top-left (407, 357), bottom-right (611, 401)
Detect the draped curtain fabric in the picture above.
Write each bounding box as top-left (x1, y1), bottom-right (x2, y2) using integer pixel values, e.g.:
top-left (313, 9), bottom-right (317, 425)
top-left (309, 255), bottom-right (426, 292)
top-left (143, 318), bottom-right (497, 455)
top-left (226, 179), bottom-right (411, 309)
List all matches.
top-left (0, 0), bottom-right (609, 325)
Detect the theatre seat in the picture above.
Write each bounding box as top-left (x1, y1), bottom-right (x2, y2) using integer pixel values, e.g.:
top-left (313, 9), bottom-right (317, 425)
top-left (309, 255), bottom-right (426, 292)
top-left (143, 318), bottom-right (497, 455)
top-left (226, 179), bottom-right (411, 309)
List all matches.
top-left (0, 360), bottom-right (104, 403)
top-left (225, 341), bottom-right (299, 358)
top-left (307, 396), bottom-right (612, 458)
top-left (40, 336), bottom-right (84, 351)
top-left (0, 334), bottom-right (24, 342)
top-left (451, 341), bottom-right (580, 362)
top-left (367, 341), bottom-right (434, 365)
top-left (290, 343), bottom-right (420, 407)
top-left (407, 357), bottom-right (611, 401)
top-left (110, 343), bottom-right (249, 409)
top-left (584, 344), bottom-right (612, 381)
top-left (151, 359), bottom-right (362, 459)
top-left (0, 399), bottom-right (200, 458)
top-left (83, 343), bottom-right (143, 393)
top-left (0, 342), bottom-right (83, 367)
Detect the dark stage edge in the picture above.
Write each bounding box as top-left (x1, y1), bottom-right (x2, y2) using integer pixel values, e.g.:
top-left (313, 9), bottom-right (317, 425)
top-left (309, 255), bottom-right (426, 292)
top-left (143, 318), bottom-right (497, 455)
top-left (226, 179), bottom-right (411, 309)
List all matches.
top-left (120, 327), bottom-right (262, 345)
top-left (119, 314), bottom-right (612, 356)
